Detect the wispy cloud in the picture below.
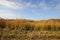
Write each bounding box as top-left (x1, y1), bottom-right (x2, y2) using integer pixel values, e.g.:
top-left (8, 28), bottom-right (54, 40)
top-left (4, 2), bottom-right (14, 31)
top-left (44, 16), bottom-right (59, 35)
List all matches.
top-left (26, 2), bottom-right (37, 8)
top-left (32, 10), bottom-right (49, 20)
top-left (32, 10), bottom-right (40, 16)
top-left (39, 1), bottom-right (51, 10)
top-left (0, 0), bottom-right (24, 9)
top-left (0, 0), bottom-right (60, 10)
top-left (0, 9), bottom-right (16, 19)
top-left (55, 3), bottom-right (60, 10)
top-left (0, 13), bottom-right (16, 19)
top-left (0, 0), bottom-right (37, 9)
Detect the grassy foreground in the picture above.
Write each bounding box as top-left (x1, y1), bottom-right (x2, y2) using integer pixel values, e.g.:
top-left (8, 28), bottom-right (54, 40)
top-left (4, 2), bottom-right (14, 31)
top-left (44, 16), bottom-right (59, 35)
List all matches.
top-left (0, 29), bottom-right (60, 40)
top-left (0, 18), bottom-right (60, 40)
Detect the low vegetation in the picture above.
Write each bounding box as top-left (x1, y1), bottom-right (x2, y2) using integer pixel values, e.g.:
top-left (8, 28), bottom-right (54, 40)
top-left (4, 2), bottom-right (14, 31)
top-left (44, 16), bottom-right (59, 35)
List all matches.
top-left (0, 18), bottom-right (60, 40)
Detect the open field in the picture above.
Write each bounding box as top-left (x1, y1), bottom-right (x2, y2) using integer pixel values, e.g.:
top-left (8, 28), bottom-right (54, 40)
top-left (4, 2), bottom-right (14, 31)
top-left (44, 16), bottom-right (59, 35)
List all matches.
top-left (0, 30), bottom-right (60, 40)
top-left (0, 19), bottom-right (60, 40)
top-left (0, 0), bottom-right (60, 40)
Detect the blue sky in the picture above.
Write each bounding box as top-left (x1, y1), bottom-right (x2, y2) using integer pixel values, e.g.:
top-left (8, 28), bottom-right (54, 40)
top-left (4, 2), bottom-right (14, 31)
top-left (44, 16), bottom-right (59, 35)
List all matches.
top-left (0, 0), bottom-right (60, 20)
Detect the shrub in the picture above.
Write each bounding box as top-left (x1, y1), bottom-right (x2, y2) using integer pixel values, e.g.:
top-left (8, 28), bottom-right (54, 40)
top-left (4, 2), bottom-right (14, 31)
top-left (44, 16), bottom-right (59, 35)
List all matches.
top-left (58, 26), bottom-right (60, 31)
top-left (44, 25), bottom-right (51, 31)
top-left (21, 24), bottom-right (34, 31)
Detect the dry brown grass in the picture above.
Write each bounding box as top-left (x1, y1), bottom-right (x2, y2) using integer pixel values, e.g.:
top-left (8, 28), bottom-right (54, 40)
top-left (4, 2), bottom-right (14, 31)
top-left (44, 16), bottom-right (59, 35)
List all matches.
top-left (0, 19), bottom-right (60, 40)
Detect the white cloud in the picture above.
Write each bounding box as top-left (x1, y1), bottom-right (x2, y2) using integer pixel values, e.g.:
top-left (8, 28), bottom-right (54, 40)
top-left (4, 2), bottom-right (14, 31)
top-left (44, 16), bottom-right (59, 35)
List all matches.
top-left (39, 1), bottom-right (51, 10)
top-left (0, 9), bottom-right (16, 19)
top-left (0, 0), bottom-right (37, 9)
top-left (32, 10), bottom-right (40, 16)
top-left (0, 0), bottom-right (24, 9)
top-left (26, 2), bottom-right (37, 8)
top-left (0, 13), bottom-right (16, 19)
top-left (55, 3), bottom-right (60, 10)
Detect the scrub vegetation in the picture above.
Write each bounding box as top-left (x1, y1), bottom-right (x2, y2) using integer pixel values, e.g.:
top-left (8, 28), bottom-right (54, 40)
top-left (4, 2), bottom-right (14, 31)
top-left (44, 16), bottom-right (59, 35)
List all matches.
top-left (0, 18), bottom-right (60, 40)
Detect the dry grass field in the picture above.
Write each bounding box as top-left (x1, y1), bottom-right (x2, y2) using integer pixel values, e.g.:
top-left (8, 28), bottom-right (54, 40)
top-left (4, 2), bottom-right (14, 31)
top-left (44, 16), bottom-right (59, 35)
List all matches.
top-left (0, 18), bottom-right (60, 40)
